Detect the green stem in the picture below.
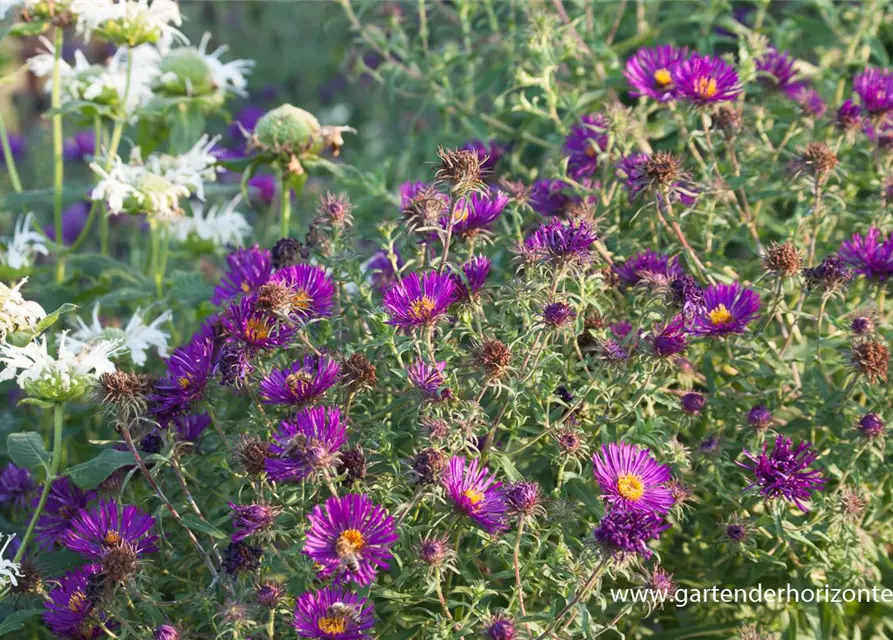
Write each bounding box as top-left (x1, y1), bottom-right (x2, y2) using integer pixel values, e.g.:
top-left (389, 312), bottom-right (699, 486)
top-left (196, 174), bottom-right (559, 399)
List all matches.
top-left (0, 111), bottom-right (23, 193)
top-left (52, 27), bottom-right (65, 283)
top-left (14, 403), bottom-right (64, 563)
top-left (533, 557), bottom-right (610, 640)
top-left (101, 48), bottom-right (133, 256)
top-left (267, 608), bottom-right (275, 639)
top-left (280, 172), bottom-right (292, 239)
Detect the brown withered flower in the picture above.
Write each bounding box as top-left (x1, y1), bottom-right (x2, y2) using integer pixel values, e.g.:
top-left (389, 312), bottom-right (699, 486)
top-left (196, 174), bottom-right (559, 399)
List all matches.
top-left (409, 447), bottom-right (447, 485)
top-left (402, 184), bottom-right (448, 231)
top-left (762, 242), bottom-right (803, 279)
top-left (235, 435), bottom-right (270, 477)
top-left (850, 338), bottom-right (889, 384)
top-left (713, 104), bottom-right (743, 137)
top-left (791, 142), bottom-right (838, 184)
top-left (436, 147), bottom-right (485, 194)
top-left (341, 353), bottom-right (377, 392)
top-left (97, 371), bottom-right (154, 426)
top-left (643, 152), bottom-right (686, 190)
top-left (474, 339), bottom-right (512, 379)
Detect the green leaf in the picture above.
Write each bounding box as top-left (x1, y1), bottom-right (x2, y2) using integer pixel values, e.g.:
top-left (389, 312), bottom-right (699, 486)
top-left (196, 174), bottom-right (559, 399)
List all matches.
top-left (6, 432), bottom-right (50, 470)
top-left (7, 20), bottom-right (49, 37)
top-left (17, 397), bottom-right (56, 409)
top-left (180, 514), bottom-right (229, 540)
top-left (8, 303), bottom-right (77, 346)
top-left (0, 609), bottom-right (42, 636)
top-left (67, 449), bottom-right (139, 489)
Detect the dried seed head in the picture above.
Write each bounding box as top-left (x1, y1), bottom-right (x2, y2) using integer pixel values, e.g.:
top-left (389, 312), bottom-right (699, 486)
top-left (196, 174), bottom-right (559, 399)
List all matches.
top-left (101, 541), bottom-right (140, 583)
top-left (838, 486), bottom-right (869, 523)
top-left (762, 242), bottom-right (803, 278)
top-left (851, 315), bottom-right (875, 335)
top-left (255, 282), bottom-right (294, 315)
top-left (736, 624), bottom-right (774, 640)
top-left (409, 447), bottom-right (446, 485)
top-left (475, 339), bottom-right (512, 379)
top-left (713, 104), bottom-right (743, 136)
top-left (851, 339), bottom-right (889, 383)
top-left (10, 557), bottom-right (41, 595)
top-left (222, 541), bottom-right (264, 575)
top-left (235, 435), bottom-right (270, 476)
top-left (341, 353), bottom-right (377, 392)
top-left (402, 184), bottom-right (448, 230)
top-left (271, 237), bottom-right (308, 270)
top-left (436, 147), bottom-right (484, 194)
top-left (98, 371), bottom-right (154, 425)
top-left (497, 178), bottom-right (532, 205)
top-left (793, 142), bottom-right (838, 183)
top-left (577, 310), bottom-right (606, 351)
top-left (317, 192), bottom-right (354, 229)
top-left (566, 199), bottom-right (597, 222)
top-left (336, 447), bottom-right (367, 485)
top-left (420, 416), bottom-right (450, 441)
top-left (643, 152), bottom-right (684, 189)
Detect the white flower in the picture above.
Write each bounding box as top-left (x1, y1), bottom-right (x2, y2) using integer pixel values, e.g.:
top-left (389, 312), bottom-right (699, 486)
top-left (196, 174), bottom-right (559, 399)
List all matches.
top-left (156, 32), bottom-right (254, 99)
top-left (90, 135), bottom-right (221, 220)
top-left (0, 333), bottom-right (119, 402)
top-left (69, 304), bottom-right (171, 366)
top-left (0, 278), bottom-right (46, 342)
top-left (0, 0), bottom-right (69, 20)
top-left (174, 195), bottom-right (251, 248)
top-left (72, 0), bottom-right (185, 52)
top-left (0, 533), bottom-right (23, 588)
top-left (0, 213), bottom-right (49, 271)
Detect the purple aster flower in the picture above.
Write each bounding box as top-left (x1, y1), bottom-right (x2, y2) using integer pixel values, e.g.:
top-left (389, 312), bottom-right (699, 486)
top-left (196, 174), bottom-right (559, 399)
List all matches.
top-left (293, 586), bottom-right (375, 640)
top-left (152, 335), bottom-right (216, 423)
top-left (528, 178), bottom-right (575, 216)
top-left (651, 315), bottom-right (687, 357)
top-left (748, 405), bottom-right (773, 430)
top-left (257, 582), bottom-right (286, 609)
top-left (853, 68), bottom-right (893, 117)
top-left (366, 249), bottom-right (403, 294)
top-left (443, 189), bottom-right (508, 237)
top-left (613, 250), bottom-right (684, 287)
top-left (836, 99), bottom-right (863, 131)
top-left (838, 227), bottom-right (893, 281)
top-left (230, 104), bottom-right (266, 140)
top-left (259, 356), bottom-right (340, 406)
top-left (803, 255), bottom-right (853, 292)
top-left (593, 508), bottom-right (670, 558)
top-left (623, 45), bottom-right (690, 102)
top-left (173, 413), bottom-right (211, 446)
top-left (64, 131), bottom-right (96, 161)
top-left (523, 218), bottom-right (596, 266)
top-left (668, 275), bottom-right (707, 320)
top-left (154, 625), bottom-right (180, 640)
top-left (681, 392), bottom-right (705, 415)
top-left (689, 282), bottom-right (761, 337)
top-left (399, 180), bottom-right (442, 210)
top-left (44, 564), bottom-right (110, 639)
top-left (461, 138), bottom-right (506, 173)
top-left (565, 114), bottom-right (609, 179)
top-left (64, 500), bottom-right (158, 560)
top-left (755, 48), bottom-right (802, 93)
top-left (793, 87), bottom-right (827, 118)
top-left (505, 480), bottom-right (543, 517)
top-left (592, 442), bottom-right (674, 513)
top-left (266, 406), bottom-right (346, 482)
top-left (0, 463), bottom-right (35, 510)
top-left (672, 54), bottom-right (741, 105)
top-left (486, 615), bottom-right (516, 640)
top-left (303, 493), bottom-right (397, 586)
top-left (442, 456), bottom-right (508, 534)
top-left (249, 174), bottom-right (277, 205)
top-left (382, 271), bottom-right (457, 329)
top-left (452, 255), bottom-right (491, 303)
top-left (407, 359), bottom-right (451, 401)
top-left (542, 302), bottom-right (576, 328)
top-left (45, 200), bottom-right (90, 245)
top-left (221, 297), bottom-right (295, 350)
top-left (417, 535), bottom-right (451, 566)
top-left (267, 264), bottom-right (336, 320)
top-left (851, 315), bottom-right (874, 335)
top-left (738, 435), bottom-right (825, 512)
top-left (858, 412), bottom-right (886, 439)
top-left (212, 245), bottom-right (273, 305)
top-left (228, 502), bottom-right (279, 541)
top-left (34, 477), bottom-right (96, 548)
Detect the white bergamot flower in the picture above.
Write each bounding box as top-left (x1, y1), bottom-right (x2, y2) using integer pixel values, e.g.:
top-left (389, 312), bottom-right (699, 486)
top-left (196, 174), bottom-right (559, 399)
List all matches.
top-left (155, 32), bottom-right (254, 99)
top-left (71, 0), bottom-right (185, 51)
top-left (174, 195), bottom-right (250, 248)
top-left (0, 279), bottom-right (46, 342)
top-left (69, 303), bottom-right (171, 366)
top-left (1, 213), bottom-right (49, 271)
top-left (0, 533), bottom-right (23, 588)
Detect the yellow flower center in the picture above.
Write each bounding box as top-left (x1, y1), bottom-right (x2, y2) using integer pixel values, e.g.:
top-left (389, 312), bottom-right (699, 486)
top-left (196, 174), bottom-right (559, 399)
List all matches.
top-left (103, 530), bottom-right (122, 546)
top-left (463, 488), bottom-right (485, 506)
top-left (585, 143), bottom-right (598, 158)
top-left (653, 68), bottom-right (673, 88)
top-left (241, 281), bottom-right (252, 293)
top-left (695, 77), bottom-right (718, 98)
top-left (68, 590), bottom-right (87, 612)
top-left (177, 375), bottom-right (191, 389)
top-left (336, 529), bottom-right (366, 556)
top-left (409, 296), bottom-right (436, 320)
top-left (291, 288), bottom-right (312, 310)
top-left (245, 317), bottom-right (271, 341)
top-left (708, 304), bottom-right (734, 326)
top-left (452, 205), bottom-right (470, 224)
top-left (317, 616), bottom-right (347, 633)
top-left (617, 474), bottom-right (645, 501)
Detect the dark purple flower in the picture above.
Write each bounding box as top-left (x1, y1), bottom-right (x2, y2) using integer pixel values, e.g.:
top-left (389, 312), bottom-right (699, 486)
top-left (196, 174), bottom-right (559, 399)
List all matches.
top-left (293, 586), bottom-right (375, 640)
top-left (486, 615), bottom-right (516, 640)
top-left (669, 275), bottom-right (706, 321)
top-left (836, 99), bottom-right (863, 131)
top-left (851, 316), bottom-right (874, 335)
top-left (672, 54), bottom-right (741, 105)
top-left (228, 503), bottom-right (279, 542)
top-left (460, 138), bottom-right (505, 173)
top-left (418, 535), bottom-right (451, 566)
top-left (266, 406), bottom-right (347, 482)
top-left (593, 508), bottom-right (670, 558)
top-left (858, 412), bottom-right (886, 439)
top-left (737, 435), bottom-right (825, 512)
top-left (259, 356), bottom-right (340, 406)
top-left (267, 264), bottom-right (336, 320)
top-left (152, 335), bottom-right (216, 423)
top-left (523, 218), bottom-right (596, 266)
top-left (173, 413), bottom-right (211, 446)
top-left (64, 131), bottom-right (95, 161)
top-left (755, 48), bottom-right (802, 93)
top-left (689, 282), bottom-right (761, 337)
top-left (442, 456), bottom-right (508, 534)
top-left (803, 255), bottom-right (853, 292)
top-left (407, 359), bottom-right (450, 401)
top-left (249, 174), bottom-right (277, 205)
top-left (854, 68), bottom-right (893, 117)
top-left (399, 180), bottom-right (440, 210)
top-left (623, 45), bottom-right (690, 102)
top-left (34, 477), bottom-right (96, 548)
top-left (793, 87), bottom-right (827, 118)
top-left (592, 442), bottom-right (674, 513)
top-left (382, 271), bottom-right (457, 329)
top-left (681, 392), bottom-right (705, 415)
top-left (542, 302), bottom-right (576, 328)
top-left (43, 564), bottom-right (109, 639)
top-left (613, 250), bottom-right (684, 287)
top-left (838, 227), bottom-right (893, 281)
top-left (452, 255), bottom-right (491, 303)
top-left (304, 494), bottom-right (397, 586)
top-left (565, 114), bottom-right (608, 179)
top-left (443, 189), bottom-right (508, 237)
top-left (366, 249), bottom-right (403, 294)
top-left (154, 625), bottom-right (180, 640)
top-left (748, 405), bottom-right (773, 430)
top-left (63, 500), bottom-right (158, 559)
top-left (222, 540), bottom-right (264, 574)
top-left (221, 297), bottom-right (296, 350)
top-left (528, 178), bottom-right (574, 216)
top-left (505, 480), bottom-right (543, 517)
top-left (212, 245), bottom-right (273, 305)
top-left (257, 582), bottom-right (286, 609)
top-left (0, 463), bottom-right (35, 510)
top-left (651, 315), bottom-right (687, 357)
top-left (45, 200), bottom-right (90, 245)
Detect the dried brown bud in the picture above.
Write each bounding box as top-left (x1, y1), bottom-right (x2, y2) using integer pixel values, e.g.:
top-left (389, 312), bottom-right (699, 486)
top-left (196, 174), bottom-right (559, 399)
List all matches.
top-left (498, 178), bottom-right (532, 205)
top-left (643, 152), bottom-right (685, 189)
top-left (11, 557), bottom-right (41, 595)
top-left (851, 339), bottom-right (889, 383)
top-left (792, 142), bottom-right (838, 184)
top-left (402, 184), bottom-right (448, 231)
top-left (838, 486), bottom-right (868, 523)
top-left (713, 105), bottom-right (743, 136)
top-left (762, 242), bottom-right (803, 278)
top-left (336, 447), bottom-right (367, 485)
top-left (98, 371), bottom-right (154, 426)
top-left (577, 310), bottom-right (606, 351)
top-left (317, 192), bottom-right (354, 229)
top-left (235, 435), bottom-right (270, 477)
top-left (255, 282), bottom-right (293, 316)
top-left (474, 339), bottom-right (512, 379)
top-left (342, 353), bottom-right (377, 392)
top-left (436, 147), bottom-right (484, 194)
top-left (409, 447), bottom-right (447, 485)
top-left (101, 542), bottom-right (139, 583)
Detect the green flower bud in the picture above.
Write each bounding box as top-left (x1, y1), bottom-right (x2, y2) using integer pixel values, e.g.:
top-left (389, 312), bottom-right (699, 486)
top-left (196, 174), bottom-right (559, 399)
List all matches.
top-left (155, 49), bottom-right (216, 97)
top-left (24, 364), bottom-right (95, 403)
top-left (253, 104), bottom-right (323, 155)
